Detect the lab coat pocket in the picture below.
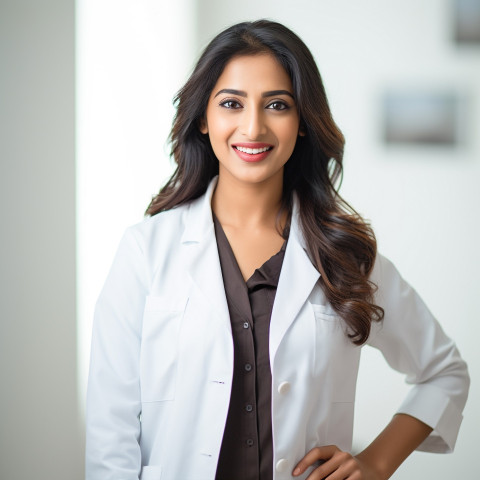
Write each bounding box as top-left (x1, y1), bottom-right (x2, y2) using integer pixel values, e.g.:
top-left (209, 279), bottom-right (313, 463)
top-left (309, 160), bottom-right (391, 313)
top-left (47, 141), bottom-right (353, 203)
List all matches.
top-left (311, 304), bottom-right (345, 374)
top-left (140, 465), bottom-right (162, 480)
top-left (311, 303), bottom-right (359, 402)
top-left (140, 295), bottom-right (188, 403)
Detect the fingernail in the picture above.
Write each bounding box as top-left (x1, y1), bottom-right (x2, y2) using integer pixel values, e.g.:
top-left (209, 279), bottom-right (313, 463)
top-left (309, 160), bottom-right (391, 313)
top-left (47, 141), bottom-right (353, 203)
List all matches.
top-left (293, 467), bottom-right (301, 475)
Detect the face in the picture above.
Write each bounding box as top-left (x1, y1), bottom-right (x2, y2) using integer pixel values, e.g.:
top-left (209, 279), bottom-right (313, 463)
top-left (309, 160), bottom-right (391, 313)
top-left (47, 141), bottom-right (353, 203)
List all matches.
top-left (200, 53), bottom-right (302, 187)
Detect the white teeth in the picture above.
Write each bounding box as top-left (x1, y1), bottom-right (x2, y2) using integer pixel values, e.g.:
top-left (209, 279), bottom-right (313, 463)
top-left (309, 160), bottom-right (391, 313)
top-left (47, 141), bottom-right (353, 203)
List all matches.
top-left (235, 146), bottom-right (271, 154)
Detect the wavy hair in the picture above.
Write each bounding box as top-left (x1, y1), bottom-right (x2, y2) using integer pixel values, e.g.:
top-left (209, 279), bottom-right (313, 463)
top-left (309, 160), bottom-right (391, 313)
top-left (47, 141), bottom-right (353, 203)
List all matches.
top-left (146, 20), bottom-right (384, 344)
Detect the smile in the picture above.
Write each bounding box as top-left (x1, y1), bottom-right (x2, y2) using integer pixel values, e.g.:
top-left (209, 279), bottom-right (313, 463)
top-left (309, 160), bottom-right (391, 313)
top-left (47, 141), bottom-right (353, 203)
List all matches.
top-left (232, 144), bottom-right (274, 163)
top-left (234, 146), bottom-right (272, 154)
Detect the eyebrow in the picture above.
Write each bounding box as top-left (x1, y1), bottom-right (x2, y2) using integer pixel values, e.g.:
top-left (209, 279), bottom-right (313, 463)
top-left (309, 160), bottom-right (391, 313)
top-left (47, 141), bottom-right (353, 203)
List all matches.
top-left (213, 88), bottom-right (295, 99)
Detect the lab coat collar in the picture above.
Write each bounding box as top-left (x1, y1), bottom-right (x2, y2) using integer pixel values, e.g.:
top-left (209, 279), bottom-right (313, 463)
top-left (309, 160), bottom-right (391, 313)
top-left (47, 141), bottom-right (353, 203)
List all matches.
top-left (181, 176), bottom-right (218, 245)
top-left (180, 176), bottom-right (229, 329)
top-left (181, 176), bottom-right (321, 365)
top-left (269, 194), bottom-right (321, 366)
top-left (181, 175), bottom-right (310, 250)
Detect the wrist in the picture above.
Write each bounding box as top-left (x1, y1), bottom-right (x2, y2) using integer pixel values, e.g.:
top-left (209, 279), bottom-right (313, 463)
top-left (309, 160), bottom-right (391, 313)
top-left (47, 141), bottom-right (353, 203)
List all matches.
top-left (354, 451), bottom-right (387, 480)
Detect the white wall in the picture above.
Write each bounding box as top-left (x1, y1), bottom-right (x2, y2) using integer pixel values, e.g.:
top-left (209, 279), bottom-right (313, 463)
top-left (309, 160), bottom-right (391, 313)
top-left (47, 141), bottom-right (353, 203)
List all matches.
top-left (194, 0), bottom-right (478, 478)
top-left (0, 1), bottom-right (83, 478)
top-left (76, 0), bottom-right (197, 413)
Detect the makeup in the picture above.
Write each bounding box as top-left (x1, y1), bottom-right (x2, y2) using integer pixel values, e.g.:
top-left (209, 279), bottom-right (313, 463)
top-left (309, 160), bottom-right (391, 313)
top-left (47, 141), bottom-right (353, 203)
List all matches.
top-left (232, 142), bottom-right (273, 163)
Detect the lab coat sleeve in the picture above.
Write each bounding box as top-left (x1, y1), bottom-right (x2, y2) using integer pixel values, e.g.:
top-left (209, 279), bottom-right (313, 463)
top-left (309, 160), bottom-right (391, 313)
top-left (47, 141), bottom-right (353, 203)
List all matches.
top-left (367, 254), bottom-right (470, 453)
top-left (86, 227), bottom-right (148, 479)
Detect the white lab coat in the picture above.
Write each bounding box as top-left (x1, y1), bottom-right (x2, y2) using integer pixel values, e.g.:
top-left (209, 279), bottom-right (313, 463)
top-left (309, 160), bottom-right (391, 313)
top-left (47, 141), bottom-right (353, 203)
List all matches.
top-left (86, 177), bottom-right (469, 480)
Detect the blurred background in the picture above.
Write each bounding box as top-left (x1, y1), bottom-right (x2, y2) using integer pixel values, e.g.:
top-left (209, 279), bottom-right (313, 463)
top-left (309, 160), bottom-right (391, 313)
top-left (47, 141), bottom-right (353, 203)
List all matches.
top-left (1, 0), bottom-right (479, 478)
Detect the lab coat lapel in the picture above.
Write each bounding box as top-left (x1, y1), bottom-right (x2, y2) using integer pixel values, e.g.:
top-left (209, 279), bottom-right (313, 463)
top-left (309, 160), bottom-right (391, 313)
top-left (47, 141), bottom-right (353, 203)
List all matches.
top-left (269, 196), bottom-right (320, 367)
top-left (181, 181), bottom-right (320, 363)
top-left (181, 178), bottom-right (230, 327)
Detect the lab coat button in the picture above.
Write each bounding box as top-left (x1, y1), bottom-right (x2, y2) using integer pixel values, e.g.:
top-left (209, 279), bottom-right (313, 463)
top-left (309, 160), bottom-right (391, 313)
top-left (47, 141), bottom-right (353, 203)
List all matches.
top-left (276, 458), bottom-right (289, 472)
top-left (278, 381), bottom-right (291, 394)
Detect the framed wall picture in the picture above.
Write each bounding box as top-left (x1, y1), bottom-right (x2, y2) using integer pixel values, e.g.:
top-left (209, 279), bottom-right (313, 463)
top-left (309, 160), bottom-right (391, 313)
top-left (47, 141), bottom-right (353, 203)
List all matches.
top-left (453, 0), bottom-right (480, 44)
top-left (382, 90), bottom-right (466, 146)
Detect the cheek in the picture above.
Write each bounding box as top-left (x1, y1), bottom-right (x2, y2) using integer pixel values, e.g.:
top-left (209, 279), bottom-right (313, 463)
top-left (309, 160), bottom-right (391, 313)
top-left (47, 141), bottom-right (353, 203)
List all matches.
top-left (206, 111), bottom-right (235, 144)
top-left (208, 129), bottom-right (231, 156)
top-left (206, 122), bottom-right (236, 164)
top-left (277, 119), bottom-right (300, 151)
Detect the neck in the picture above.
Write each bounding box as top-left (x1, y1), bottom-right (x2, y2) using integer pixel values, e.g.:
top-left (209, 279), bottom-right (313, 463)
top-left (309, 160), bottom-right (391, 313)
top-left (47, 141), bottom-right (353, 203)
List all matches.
top-left (212, 169), bottom-right (284, 229)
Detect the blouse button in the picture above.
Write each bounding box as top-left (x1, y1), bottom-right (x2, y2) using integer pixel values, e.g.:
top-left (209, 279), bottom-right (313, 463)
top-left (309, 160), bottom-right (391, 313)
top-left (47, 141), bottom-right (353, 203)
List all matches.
top-left (244, 363), bottom-right (252, 372)
top-left (246, 439), bottom-right (254, 447)
top-left (243, 322), bottom-right (249, 329)
top-left (245, 404), bottom-right (253, 412)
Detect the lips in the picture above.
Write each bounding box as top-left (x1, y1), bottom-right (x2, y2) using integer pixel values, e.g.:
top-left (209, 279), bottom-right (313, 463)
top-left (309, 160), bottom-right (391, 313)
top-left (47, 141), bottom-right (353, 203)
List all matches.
top-left (232, 143), bottom-right (274, 163)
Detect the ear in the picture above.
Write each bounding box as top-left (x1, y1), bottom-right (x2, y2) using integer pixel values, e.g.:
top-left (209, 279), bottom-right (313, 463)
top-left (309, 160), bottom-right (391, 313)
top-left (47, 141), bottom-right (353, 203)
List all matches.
top-left (199, 117), bottom-right (208, 134)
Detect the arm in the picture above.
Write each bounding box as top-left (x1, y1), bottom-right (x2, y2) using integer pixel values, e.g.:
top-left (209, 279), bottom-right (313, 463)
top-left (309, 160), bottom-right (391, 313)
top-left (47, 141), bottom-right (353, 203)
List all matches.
top-left (293, 413), bottom-right (432, 479)
top-left (295, 254), bottom-right (469, 479)
top-left (86, 227), bottom-right (148, 479)
top-left (367, 254), bottom-right (469, 454)
top-left (356, 413), bottom-right (432, 478)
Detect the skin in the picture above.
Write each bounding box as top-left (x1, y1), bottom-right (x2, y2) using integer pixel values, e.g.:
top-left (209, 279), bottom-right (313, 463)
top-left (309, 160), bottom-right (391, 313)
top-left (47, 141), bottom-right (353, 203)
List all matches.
top-left (293, 413), bottom-right (432, 479)
top-left (201, 53), bottom-right (302, 280)
top-left (201, 53), bottom-right (433, 478)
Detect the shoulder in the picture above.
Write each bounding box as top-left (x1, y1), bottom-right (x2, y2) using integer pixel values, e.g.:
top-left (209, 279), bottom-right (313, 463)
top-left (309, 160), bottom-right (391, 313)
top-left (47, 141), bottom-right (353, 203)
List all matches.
top-left (126, 202), bottom-right (191, 246)
top-left (368, 252), bottom-right (437, 342)
top-left (370, 251), bottom-right (406, 286)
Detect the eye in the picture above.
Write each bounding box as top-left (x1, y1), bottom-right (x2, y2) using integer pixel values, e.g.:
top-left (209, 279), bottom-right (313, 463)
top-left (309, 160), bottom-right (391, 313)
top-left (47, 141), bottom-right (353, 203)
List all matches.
top-left (266, 101), bottom-right (289, 111)
top-left (219, 99), bottom-right (242, 109)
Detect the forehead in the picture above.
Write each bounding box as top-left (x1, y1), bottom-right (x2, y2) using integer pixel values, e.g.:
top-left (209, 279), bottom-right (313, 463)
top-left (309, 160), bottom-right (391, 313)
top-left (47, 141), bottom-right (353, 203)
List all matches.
top-left (212, 53), bottom-right (293, 92)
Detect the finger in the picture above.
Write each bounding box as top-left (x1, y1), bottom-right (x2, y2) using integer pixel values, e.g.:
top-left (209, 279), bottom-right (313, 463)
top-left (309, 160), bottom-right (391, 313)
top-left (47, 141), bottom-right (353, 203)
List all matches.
top-left (304, 454), bottom-right (347, 480)
top-left (313, 452), bottom-right (359, 480)
top-left (293, 445), bottom-right (339, 476)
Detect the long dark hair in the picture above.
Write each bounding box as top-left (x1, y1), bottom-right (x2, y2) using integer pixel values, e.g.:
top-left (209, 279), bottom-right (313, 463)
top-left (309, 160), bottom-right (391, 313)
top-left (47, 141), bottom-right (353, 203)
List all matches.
top-left (146, 19), bottom-right (384, 344)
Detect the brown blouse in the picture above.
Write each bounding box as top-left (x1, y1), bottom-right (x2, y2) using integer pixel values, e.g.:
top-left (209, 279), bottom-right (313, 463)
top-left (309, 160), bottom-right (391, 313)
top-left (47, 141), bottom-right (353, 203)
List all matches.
top-left (213, 214), bottom-right (287, 480)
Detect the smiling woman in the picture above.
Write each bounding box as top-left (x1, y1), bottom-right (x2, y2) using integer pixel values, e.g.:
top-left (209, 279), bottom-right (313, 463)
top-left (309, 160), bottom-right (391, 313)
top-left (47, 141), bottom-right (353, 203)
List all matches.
top-left (200, 54), bottom-right (301, 189)
top-left (85, 20), bottom-right (469, 480)
top-left (198, 53), bottom-right (304, 278)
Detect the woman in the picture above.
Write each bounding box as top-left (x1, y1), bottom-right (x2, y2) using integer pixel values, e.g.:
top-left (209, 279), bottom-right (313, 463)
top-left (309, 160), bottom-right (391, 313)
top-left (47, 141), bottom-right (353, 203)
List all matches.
top-left (86, 20), bottom-right (469, 480)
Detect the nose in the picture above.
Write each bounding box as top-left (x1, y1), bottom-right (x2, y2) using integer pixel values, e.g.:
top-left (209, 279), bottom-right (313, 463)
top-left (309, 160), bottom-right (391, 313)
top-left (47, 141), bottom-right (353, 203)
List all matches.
top-left (240, 106), bottom-right (267, 139)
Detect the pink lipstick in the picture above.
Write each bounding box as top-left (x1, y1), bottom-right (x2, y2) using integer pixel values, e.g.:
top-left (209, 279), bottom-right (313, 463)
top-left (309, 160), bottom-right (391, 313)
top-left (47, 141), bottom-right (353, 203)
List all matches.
top-left (232, 142), bottom-right (274, 163)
